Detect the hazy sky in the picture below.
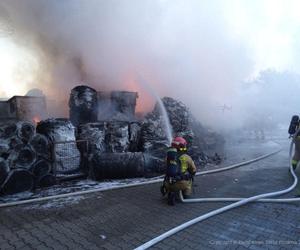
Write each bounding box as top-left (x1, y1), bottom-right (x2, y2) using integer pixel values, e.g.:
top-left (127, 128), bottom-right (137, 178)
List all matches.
top-left (0, 0), bottom-right (299, 128)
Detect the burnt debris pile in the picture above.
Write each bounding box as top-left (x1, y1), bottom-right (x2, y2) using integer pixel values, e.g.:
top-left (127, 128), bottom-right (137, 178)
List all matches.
top-left (0, 122), bottom-right (55, 195)
top-left (142, 97), bottom-right (224, 167)
top-left (0, 84), bottom-right (224, 195)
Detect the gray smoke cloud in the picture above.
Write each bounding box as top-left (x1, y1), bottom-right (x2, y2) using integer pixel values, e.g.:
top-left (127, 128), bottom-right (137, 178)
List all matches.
top-left (0, 0), bottom-right (257, 128)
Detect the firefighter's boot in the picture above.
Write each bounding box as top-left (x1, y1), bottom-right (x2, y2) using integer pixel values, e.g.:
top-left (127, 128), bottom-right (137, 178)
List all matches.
top-left (167, 192), bottom-right (175, 206)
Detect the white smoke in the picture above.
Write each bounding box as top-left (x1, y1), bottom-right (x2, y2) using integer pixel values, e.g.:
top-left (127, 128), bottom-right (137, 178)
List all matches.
top-left (1, 0), bottom-right (298, 131)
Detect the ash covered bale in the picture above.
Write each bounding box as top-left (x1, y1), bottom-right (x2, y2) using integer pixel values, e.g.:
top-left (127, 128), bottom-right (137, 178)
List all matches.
top-left (90, 152), bottom-right (146, 179)
top-left (69, 85), bottom-right (98, 126)
top-left (106, 121), bottom-right (130, 153)
top-left (1, 169), bottom-right (34, 195)
top-left (0, 158), bottom-right (9, 185)
top-left (37, 118), bottom-right (77, 142)
top-left (160, 97), bottom-right (194, 143)
top-left (29, 134), bottom-right (50, 159)
top-left (0, 139), bottom-right (9, 156)
top-left (17, 121), bottom-right (35, 143)
top-left (77, 122), bottom-right (107, 153)
top-left (0, 123), bottom-right (18, 139)
top-left (129, 122), bottom-right (142, 152)
top-left (37, 118), bottom-right (81, 174)
top-left (30, 159), bottom-right (51, 179)
top-left (141, 109), bottom-right (171, 159)
top-left (8, 145), bottom-right (36, 169)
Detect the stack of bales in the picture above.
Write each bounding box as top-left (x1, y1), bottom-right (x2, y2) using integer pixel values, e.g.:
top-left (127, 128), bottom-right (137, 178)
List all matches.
top-left (0, 122), bottom-right (53, 195)
top-left (78, 121), bottom-right (148, 179)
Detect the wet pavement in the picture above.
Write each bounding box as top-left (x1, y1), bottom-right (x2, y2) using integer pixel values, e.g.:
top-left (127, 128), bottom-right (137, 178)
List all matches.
top-left (1, 137), bottom-right (300, 250)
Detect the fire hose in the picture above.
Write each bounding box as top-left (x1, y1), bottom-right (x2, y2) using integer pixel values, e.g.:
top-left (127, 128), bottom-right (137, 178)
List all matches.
top-left (134, 139), bottom-right (299, 250)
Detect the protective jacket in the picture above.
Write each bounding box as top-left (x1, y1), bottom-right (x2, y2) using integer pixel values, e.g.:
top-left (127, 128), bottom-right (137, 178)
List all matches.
top-left (164, 152), bottom-right (197, 196)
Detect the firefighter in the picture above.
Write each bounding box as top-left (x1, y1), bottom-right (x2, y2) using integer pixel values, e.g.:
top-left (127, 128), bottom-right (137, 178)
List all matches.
top-left (289, 115), bottom-right (300, 170)
top-left (163, 136), bottom-right (197, 205)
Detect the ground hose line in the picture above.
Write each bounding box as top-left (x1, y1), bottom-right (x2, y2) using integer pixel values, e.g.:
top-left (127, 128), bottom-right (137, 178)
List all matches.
top-left (134, 140), bottom-right (296, 250)
top-left (0, 146), bottom-right (281, 208)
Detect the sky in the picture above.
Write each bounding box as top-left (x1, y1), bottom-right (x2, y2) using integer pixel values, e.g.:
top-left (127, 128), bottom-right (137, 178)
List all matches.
top-left (0, 0), bottom-right (299, 129)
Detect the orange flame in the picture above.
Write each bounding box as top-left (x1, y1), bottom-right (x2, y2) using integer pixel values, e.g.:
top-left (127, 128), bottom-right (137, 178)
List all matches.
top-left (122, 74), bottom-right (155, 114)
top-left (33, 116), bottom-right (41, 125)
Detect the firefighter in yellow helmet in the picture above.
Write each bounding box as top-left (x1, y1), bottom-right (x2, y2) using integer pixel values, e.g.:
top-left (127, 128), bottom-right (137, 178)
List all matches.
top-left (162, 136), bottom-right (197, 205)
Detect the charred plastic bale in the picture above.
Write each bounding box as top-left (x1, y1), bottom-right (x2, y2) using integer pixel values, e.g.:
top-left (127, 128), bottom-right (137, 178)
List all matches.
top-left (36, 118), bottom-right (77, 142)
top-left (36, 118), bottom-right (81, 174)
top-left (29, 134), bottom-right (50, 158)
top-left (8, 136), bottom-right (23, 150)
top-left (38, 174), bottom-right (56, 187)
top-left (129, 122), bottom-right (142, 152)
top-left (17, 121), bottom-right (35, 143)
top-left (106, 121), bottom-right (129, 153)
top-left (30, 159), bottom-right (51, 179)
top-left (0, 158), bottom-right (9, 185)
top-left (8, 145), bottom-right (36, 169)
top-left (0, 123), bottom-right (18, 139)
top-left (111, 91), bottom-right (138, 118)
top-left (141, 116), bottom-right (169, 158)
top-left (69, 85), bottom-right (98, 126)
top-left (160, 97), bottom-right (190, 133)
top-left (1, 169), bottom-right (34, 195)
top-left (90, 152), bottom-right (147, 179)
top-left (0, 139), bottom-right (9, 157)
top-left (77, 122), bottom-right (106, 153)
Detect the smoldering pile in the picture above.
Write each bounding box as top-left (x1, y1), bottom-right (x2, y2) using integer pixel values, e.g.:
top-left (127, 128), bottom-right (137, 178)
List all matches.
top-left (0, 122), bottom-right (54, 195)
top-left (74, 86), bottom-right (224, 180)
top-left (0, 84), bottom-right (224, 195)
top-left (142, 97), bottom-right (224, 166)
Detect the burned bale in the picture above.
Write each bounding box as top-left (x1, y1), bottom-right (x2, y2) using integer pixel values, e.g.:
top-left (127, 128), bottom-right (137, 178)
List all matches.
top-left (111, 91), bottom-right (138, 119)
top-left (90, 152), bottom-right (146, 179)
top-left (77, 122), bottom-right (106, 153)
top-left (106, 121), bottom-right (129, 153)
top-left (8, 136), bottom-right (23, 150)
top-left (8, 145), bottom-right (36, 169)
top-left (69, 85), bottom-right (98, 126)
top-left (128, 122), bottom-right (142, 152)
top-left (0, 139), bottom-right (9, 156)
top-left (29, 134), bottom-right (50, 158)
top-left (17, 121), bottom-right (35, 143)
top-left (97, 91), bottom-right (138, 121)
top-left (0, 123), bottom-right (18, 139)
top-left (53, 142), bottom-right (81, 174)
top-left (37, 118), bottom-right (81, 174)
top-left (36, 118), bottom-right (77, 142)
top-left (0, 158), bottom-right (9, 185)
top-left (1, 169), bottom-right (34, 195)
top-left (141, 115), bottom-right (169, 158)
top-left (30, 160), bottom-right (51, 178)
top-left (38, 174), bottom-right (56, 188)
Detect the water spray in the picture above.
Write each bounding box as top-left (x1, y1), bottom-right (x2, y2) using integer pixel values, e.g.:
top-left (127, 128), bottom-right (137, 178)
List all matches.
top-left (138, 76), bottom-right (173, 144)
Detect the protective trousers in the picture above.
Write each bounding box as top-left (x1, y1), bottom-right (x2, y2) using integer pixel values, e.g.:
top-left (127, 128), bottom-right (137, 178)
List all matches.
top-left (292, 136), bottom-right (300, 170)
top-left (164, 180), bottom-right (193, 196)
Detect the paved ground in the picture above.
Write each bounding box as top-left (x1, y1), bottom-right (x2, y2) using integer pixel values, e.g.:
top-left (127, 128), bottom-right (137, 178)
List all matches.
top-left (1, 138), bottom-right (300, 250)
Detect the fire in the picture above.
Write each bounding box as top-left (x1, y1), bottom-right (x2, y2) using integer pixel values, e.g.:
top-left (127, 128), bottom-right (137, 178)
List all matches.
top-left (122, 74), bottom-right (155, 114)
top-left (33, 116), bottom-right (41, 125)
